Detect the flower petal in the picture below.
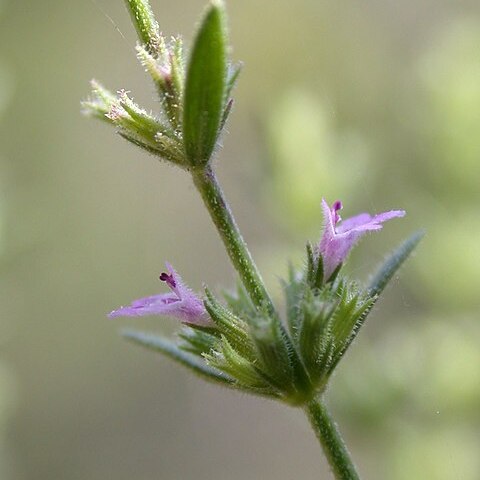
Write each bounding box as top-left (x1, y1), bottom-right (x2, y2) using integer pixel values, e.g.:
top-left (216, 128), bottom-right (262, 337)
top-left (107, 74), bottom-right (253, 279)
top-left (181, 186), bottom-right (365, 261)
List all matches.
top-left (108, 293), bottom-right (180, 318)
top-left (108, 263), bottom-right (212, 326)
top-left (319, 198), bottom-right (337, 251)
top-left (318, 200), bottom-right (405, 280)
top-left (336, 213), bottom-right (373, 233)
top-left (372, 210), bottom-right (406, 223)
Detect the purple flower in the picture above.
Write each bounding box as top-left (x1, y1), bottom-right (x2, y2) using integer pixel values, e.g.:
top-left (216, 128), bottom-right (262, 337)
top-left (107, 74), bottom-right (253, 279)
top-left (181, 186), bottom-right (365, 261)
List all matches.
top-left (108, 263), bottom-right (212, 326)
top-left (318, 199), bottom-right (406, 280)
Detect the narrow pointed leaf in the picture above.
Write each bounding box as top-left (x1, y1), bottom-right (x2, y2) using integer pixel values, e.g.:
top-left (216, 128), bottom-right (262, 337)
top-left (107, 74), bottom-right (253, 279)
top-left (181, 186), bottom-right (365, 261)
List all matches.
top-left (326, 262), bottom-right (342, 284)
top-left (204, 289), bottom-right (256, 360)
top-left (225, 62), bottom-right (242, 100)
top-left (368, 230), bottom-right (425, 297)
top-left (327, 299), bottom-right (377, 375)
top-left (305, 242), bottom-right (316, 286)
top-left (219, 98), bottom-right (234, 133)
top-left (250, 315), bottom-right (297, 393)
top-left (207, 335), bottom-right (268, 388)
top-left (178, 327), bottom-right (218, 356)
top-left (305, 243), bottom-right (324, 289)
top-left (121, 329), bottom-right (232, 385)
top-left (183, 1), bottom-right (228, 166)
top-left (283, 264), bottom-right (305, 336)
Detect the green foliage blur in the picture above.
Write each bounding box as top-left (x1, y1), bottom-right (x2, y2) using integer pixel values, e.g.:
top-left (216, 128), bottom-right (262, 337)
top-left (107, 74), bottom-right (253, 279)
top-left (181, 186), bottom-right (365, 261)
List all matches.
top-left (0, 0), bottom-right (478, 479)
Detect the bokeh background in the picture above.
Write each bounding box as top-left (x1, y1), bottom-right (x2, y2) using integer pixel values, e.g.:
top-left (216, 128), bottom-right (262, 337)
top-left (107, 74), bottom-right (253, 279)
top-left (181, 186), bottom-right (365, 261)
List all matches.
top-left (1, 0), bottom-right (479, 478)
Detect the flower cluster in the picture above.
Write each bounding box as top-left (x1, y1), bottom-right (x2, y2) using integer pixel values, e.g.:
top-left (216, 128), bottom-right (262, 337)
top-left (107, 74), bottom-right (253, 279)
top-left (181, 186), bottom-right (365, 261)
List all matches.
top-left (82, 0), bottom-right (239, 169)
top-left (111, 200), bottom-right (410, 404)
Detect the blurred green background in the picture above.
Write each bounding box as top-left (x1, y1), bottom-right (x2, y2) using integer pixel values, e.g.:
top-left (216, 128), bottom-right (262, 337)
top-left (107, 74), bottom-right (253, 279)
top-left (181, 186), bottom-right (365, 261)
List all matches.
top-left (1, 0), bottom-right (479, 478)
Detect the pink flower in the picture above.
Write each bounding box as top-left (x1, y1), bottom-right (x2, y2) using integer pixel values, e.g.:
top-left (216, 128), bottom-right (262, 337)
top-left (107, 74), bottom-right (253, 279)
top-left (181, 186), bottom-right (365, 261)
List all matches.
top-left (108, 263), bottom-right (211, 326)
top-left (319, 199), bottom-right (405, 280)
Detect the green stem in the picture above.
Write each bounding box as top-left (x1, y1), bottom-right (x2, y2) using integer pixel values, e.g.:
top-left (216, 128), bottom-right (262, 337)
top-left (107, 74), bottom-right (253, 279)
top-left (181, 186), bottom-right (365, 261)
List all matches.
top-left (305, 397), bottom-right (361, 480)
top-left (192, 165), bottom-right (275, 313)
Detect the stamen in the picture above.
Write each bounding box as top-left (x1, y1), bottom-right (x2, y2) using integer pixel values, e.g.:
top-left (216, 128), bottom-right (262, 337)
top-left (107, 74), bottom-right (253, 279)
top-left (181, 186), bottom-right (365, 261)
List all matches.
top-left (332, 200), bottom-right (343, 224)
top-left (160, 272), bottom-right (176, 288)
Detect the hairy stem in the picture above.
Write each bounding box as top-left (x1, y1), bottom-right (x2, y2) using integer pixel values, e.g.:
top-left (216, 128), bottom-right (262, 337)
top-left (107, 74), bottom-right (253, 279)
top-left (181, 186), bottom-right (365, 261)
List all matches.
top-left (192, 165), bottom-right (274, 313)
top-left (305, 397), bottom-right (361, 480)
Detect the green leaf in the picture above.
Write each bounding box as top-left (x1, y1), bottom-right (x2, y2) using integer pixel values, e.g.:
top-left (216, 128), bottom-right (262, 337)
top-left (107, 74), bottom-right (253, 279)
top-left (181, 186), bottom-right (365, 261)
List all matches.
top-left (305, 243), bottom-right (315, 286)
top-left (124, 0), bottom-right (160, 54)
top-left (178, 327), bottom-right (218, 356)
top-left (222, 281), bottom-right (257, 319)
top-left (204, 289), bottom-right (256, 360)
top-left (183, 1), bottom-right (228, 166)
top-left (205, 335), bottom-right (272, 390)
top-left (297, 289), bottom-right (336, 377)
top-left (326, 262), bottom-right (342, 284)
top-left (327, 298), bottom-right (376, 375)
top-left (368, 230), bottom-right (425, 297)
top-left (282, 263), bottom-right (305, 337)
top-left (121, 329), bottom-right (232, 385)
top-left (305, 243), bottom-right (324, 290)
top-left (250, 314), bottom-right (296, 392)
top-left (225, 62), bottom-right (242, 100)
